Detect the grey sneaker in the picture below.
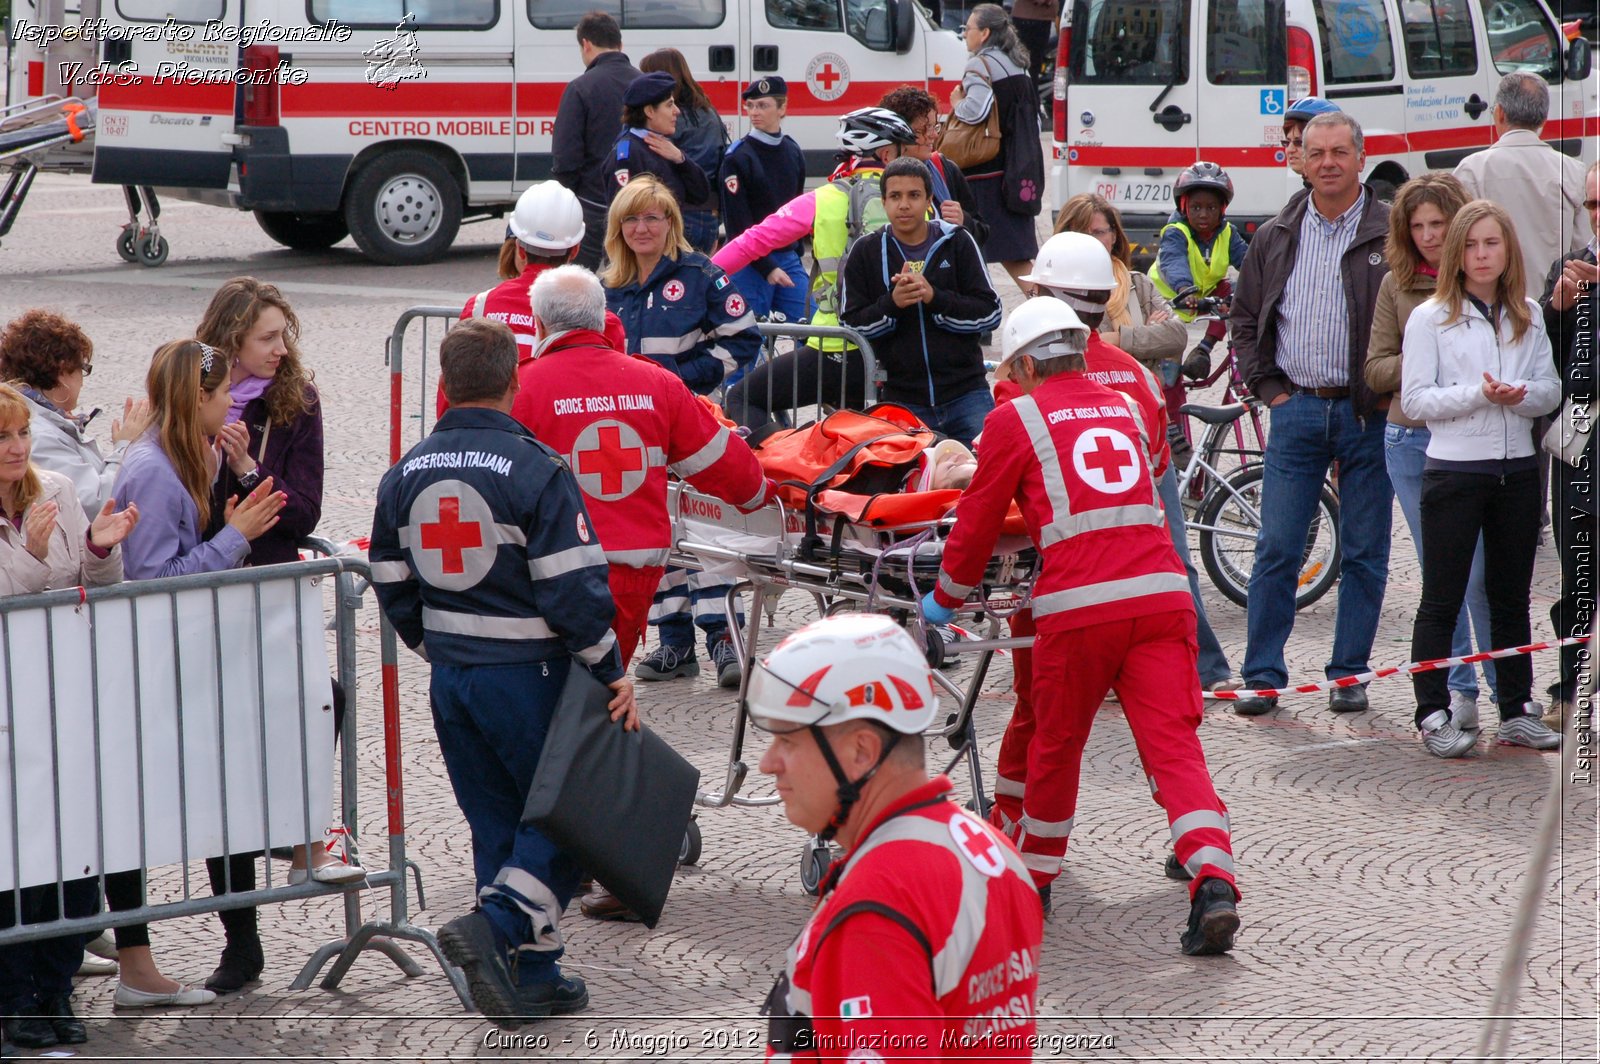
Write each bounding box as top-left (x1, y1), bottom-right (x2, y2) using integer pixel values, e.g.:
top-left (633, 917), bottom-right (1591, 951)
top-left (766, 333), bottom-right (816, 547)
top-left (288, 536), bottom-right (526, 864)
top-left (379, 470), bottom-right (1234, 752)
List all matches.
top-left (1496, 711), bottom-right (1561, 751)
top-left (709, 636), bottom-right (742, 689)
top-left (1449, 690), bottom-right (1480, 732)
top-left (634, 644), bottom-right (699, 681)
top-left (1419, 710), bottom-right (1474, 759)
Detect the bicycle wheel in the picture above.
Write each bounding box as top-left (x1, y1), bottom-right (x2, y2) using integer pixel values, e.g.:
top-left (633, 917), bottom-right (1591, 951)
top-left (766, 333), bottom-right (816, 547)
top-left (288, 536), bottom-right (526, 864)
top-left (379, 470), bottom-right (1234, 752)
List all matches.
top-left (1196, 465), bottom-right (1341, 610)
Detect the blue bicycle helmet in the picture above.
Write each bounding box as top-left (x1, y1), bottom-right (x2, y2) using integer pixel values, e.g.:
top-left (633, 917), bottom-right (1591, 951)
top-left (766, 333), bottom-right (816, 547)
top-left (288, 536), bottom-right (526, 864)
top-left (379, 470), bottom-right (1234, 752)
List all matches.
top-left (1284, 96), bottom-right (1341, 124)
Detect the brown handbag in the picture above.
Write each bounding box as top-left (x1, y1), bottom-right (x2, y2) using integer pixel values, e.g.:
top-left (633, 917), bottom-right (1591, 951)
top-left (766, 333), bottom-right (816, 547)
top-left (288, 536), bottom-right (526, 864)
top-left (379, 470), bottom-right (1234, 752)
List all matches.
top-left (936, 63), bottom-right (1002, 170)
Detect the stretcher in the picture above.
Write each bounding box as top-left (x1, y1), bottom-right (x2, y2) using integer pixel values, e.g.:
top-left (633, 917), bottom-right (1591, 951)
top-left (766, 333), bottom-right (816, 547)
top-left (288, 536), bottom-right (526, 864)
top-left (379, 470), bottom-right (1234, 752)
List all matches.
top-left (665, 479), bottom-right (1041, 892)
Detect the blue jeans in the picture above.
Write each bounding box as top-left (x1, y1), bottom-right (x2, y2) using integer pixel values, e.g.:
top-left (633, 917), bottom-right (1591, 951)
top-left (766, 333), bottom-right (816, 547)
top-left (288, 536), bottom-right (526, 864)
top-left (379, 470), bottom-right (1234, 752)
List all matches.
top-left (683, 209), bottom-right (719, 255)
top-left (1157, 464), bottom-right (1232, 685)
top-left (1243, 394), bottom-right (1392, 687)
top-left (1383, 423), bottom-right (1496, 700)
top-left (731, 248), bottom-right (812, 324)
top-left (905, 388), bottom-right (995, 448)
top-left (431, 661), bottom-right (583, 986)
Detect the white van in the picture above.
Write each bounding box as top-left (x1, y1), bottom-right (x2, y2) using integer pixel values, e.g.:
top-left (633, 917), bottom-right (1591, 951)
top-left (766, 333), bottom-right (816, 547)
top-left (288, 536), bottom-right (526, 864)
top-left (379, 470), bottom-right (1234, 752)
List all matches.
top-left (4, 0), bottom-right (967, 263)
top-left (1048, 0), bottom-right (1596, 255)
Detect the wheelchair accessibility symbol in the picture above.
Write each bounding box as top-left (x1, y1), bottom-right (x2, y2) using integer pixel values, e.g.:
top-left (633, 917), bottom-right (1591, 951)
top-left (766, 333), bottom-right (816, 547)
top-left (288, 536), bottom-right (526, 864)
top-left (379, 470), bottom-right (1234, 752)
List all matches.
top-left (1260, 89), bottom-right (1285, 116)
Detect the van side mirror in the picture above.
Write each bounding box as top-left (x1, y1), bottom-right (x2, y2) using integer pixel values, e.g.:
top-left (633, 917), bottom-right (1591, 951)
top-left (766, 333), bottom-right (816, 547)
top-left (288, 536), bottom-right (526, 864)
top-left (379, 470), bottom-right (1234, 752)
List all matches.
top-left (1567, 36), bottom-right (1592, 83)
top-left (892, 0), bottom-right (916, 54)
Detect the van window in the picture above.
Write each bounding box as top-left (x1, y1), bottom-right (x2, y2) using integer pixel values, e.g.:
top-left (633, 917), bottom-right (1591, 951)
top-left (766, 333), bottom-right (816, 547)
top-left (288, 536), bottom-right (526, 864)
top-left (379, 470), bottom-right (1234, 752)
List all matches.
top-left (310, 0), bottom-right (497, 28)
top-left (527, 0), bottom-right (724, 29)
top-left (116, 0), bottom-right (223, 22)
top-left (1068, 0), bottom-right (1189, 85)
top-left (768, 0), bottom-right (843, 31)
top-left (1207, 0), bottom-right (1286, 84)
top-left (1484, 0), bottom-right (1559, 80)
top-left (1311, 0), bottom-right (1394, 83)
top-left (1400, 0), bottom-right (1476, 77)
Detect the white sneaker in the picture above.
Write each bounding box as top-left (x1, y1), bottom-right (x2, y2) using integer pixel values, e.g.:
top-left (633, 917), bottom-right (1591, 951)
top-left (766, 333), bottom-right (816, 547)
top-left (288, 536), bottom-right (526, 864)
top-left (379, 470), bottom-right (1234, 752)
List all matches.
top-left (78, 951), bottom-right (118, 976)
top-left (1449, 690), bottom-right (1480, 732)
top-left (1420, 710), bottom-right (1475, 759)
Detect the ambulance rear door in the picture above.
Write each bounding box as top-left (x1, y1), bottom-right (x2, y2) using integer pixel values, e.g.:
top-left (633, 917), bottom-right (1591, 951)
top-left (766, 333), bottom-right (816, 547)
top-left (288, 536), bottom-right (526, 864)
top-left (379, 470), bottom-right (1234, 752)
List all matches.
top-left (92, 0), bottom-right (240, 192)
top-left (758, 0), bottom-right (937, 175)
top-left (513, 0), bottom-right (745, 183)
top-left (1060, 0), bottom-right (1199, 257)
top-left (1194, 0), bottom-right (1287, 237)
top-left (1301, 0), bottom-right (1408, 195)
top-left (1391, 0), bottom-right (1497, 170)
top-left (1473, 0), bottom-right (1594, 164)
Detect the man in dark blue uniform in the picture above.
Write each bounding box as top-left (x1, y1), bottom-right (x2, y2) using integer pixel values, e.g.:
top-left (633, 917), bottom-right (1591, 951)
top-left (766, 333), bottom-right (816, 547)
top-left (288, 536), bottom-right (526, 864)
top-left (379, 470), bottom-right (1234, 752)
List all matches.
top-left (369, 319), bottom-right (636, 1028)
top-left (720, 76), bottom-right (809, 324)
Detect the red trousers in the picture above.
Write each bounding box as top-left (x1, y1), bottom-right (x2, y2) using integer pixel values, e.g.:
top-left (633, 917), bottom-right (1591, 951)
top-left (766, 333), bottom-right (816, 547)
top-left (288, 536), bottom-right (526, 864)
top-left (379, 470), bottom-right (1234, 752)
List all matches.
top-left (991, 609), bottom-right (1235, 898)
top-left (608, 564), bottom-right (666, 668)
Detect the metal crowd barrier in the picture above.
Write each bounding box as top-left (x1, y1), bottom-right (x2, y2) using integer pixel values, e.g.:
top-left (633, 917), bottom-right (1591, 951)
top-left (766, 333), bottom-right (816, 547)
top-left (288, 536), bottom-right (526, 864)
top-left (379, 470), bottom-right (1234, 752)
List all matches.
top-left (0, 546), bottom-right (469, 1009)
top-left (385, 303), bottom-right (883, 463)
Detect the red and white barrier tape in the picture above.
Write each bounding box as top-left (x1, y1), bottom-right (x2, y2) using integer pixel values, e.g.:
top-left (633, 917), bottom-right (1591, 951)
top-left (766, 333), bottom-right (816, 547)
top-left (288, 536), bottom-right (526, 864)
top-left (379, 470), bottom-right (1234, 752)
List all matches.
top-left (1207, 635), bottom-right (1591, 700)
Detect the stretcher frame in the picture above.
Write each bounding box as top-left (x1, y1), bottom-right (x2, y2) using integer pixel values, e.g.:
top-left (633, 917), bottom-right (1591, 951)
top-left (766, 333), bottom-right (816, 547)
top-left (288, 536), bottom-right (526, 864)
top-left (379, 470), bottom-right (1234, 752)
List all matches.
top-left (665, 481), bottom-right (1039, 889)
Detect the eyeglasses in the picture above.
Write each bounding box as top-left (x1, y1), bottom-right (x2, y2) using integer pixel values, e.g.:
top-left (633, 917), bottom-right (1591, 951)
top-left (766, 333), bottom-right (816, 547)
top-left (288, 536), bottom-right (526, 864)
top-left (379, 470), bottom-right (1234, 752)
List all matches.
top-left (622, 213), bottom-right (667, 229)
top-left (1089, 226), bottom-right (1115, 239)
top-left (1283, 135), bottom-right (1304, 147)
top-left (912, 122), bottom-right (938, 141)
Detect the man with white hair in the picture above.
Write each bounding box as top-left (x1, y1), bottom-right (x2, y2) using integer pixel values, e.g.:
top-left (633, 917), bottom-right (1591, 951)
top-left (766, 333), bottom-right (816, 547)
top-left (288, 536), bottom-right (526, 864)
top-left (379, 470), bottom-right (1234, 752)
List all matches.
top-left (512, 265), bottom-right (776, 922)
top-left (1455, 71), bottom-right (1589, 299)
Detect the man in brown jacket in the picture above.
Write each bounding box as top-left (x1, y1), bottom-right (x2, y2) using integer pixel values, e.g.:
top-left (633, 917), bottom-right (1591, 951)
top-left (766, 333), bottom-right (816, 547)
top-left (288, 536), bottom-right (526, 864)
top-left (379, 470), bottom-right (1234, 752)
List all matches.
top-left (1229, 112), bottom-right (1393, 717)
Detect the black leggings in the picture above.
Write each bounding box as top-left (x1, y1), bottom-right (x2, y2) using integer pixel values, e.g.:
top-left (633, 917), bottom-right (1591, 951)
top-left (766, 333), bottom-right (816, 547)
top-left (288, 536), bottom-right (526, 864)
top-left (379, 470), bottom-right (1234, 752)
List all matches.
top-left (1411, 467), bottom-right (1542, 724)
top-left (725, 347), bottom-right (867, 434)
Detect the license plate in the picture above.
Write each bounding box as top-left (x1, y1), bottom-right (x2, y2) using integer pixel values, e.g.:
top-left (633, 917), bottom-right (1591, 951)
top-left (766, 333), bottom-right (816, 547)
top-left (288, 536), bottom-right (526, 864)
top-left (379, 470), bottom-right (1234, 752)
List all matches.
top-left (1094, 179), bottom-right (1174, 207)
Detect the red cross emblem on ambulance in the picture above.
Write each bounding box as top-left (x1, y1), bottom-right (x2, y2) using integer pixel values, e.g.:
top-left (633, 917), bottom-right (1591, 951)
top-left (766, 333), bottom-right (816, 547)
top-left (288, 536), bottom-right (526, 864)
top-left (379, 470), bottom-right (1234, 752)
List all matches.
top-left (571, 419), bottom-right (651, 502)
top-left (663, 280), bottom-right (686, 302)
top-left (407, 480), bottom-right (498, 591)
top-left (949, 816), bottom-right (1006, 878)
top-left (1072, 427), bottom-right (1141, 494)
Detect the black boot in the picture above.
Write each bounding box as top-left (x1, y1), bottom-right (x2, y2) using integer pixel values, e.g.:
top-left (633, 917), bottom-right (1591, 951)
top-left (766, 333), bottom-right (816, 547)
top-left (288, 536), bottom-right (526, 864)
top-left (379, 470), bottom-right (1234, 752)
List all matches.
top-left (3, 1002), bottom-right (58, 1048)
top-left (205, 935), bottom-right (265, 994)
top-left (1179, 877), bottom-right (1239, 956)
top-left (37, 995), bottom-right (85, 1046)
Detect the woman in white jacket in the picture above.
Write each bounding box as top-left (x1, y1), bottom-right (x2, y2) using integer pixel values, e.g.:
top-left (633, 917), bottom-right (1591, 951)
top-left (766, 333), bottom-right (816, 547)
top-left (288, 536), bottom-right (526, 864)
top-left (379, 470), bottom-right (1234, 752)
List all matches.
top-left (1400, 199), bottom-right (1562, 758)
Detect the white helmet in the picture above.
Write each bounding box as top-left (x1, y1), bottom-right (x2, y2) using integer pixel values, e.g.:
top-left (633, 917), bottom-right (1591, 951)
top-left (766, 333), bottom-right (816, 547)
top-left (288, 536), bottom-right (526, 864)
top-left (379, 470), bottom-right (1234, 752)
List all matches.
top-left (835, 107), bottom-right (918, 155)
top-left (995, 298), bottom-right (1090, 383)
top-left (746, 613), bottom-right (938, 735)
top-left (508, 181), bottom-right (585, 253)
top-left (1021, 231), bottom-right (1117, 293)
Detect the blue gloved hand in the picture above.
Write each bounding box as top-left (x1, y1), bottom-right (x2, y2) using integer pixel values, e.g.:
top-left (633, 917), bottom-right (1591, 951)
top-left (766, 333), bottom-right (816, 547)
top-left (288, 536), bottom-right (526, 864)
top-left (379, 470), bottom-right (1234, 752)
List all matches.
top-left (921, 591), bottom-right (955, 625)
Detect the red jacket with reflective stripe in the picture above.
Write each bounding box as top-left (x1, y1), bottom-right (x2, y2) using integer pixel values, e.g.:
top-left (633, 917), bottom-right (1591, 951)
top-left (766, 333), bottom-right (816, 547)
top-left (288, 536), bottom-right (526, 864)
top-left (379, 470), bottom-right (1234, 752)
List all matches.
top-left (993, 333), bottom-right (1170, 479)
top-left (513, 329), bottom-right (772, 568)
top-left (935, 374), bottom-right (1189, 633)
top-left (766, 776), bottom-right (1042, 1062)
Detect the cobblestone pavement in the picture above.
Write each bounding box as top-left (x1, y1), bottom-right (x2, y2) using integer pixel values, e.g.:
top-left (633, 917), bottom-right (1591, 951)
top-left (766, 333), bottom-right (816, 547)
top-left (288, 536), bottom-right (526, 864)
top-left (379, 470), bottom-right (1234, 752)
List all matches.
top-left (0, 173), bottom-right (1595, 1062)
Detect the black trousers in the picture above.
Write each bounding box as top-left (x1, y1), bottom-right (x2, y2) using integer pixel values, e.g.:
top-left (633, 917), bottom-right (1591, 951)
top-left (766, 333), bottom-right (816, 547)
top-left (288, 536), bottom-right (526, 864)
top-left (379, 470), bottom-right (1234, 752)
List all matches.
top-left (0, 878), bottom-right (98, 1008)
top-left (1549, 453), bottom-right (1597, 703)
top-left (1014, 17), bottom-right (1053, 84)
top-left (724, 346), bottom-right (867, 435)
top-left (1411, 467), bottom-right (1542, 725)
top-left (574, 201), bottom-right (608, 272)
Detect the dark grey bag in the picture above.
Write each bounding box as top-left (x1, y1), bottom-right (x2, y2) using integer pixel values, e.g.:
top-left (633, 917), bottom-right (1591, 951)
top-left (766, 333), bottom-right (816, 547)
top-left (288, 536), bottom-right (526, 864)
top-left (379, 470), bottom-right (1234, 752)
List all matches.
top-left (521, 666), bottom-right (699, 928)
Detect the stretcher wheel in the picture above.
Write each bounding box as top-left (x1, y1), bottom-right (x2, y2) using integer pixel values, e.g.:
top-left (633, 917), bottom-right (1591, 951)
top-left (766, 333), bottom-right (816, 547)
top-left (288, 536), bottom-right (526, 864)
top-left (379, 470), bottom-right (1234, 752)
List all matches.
top-left (136, 233), bottom-right (169, 267)
top-left (800, 842), bottom-right (832, 896)
top-left (116, 225), bottom-right (139, 263)
top-left (678, 818), bottom-right (702, 867)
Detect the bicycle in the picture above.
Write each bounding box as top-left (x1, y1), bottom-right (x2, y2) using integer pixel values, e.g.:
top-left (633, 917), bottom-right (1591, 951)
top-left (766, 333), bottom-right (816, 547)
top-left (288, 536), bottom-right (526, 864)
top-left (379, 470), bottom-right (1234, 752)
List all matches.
top-left (1176, 398), bottom-right (1340, 611)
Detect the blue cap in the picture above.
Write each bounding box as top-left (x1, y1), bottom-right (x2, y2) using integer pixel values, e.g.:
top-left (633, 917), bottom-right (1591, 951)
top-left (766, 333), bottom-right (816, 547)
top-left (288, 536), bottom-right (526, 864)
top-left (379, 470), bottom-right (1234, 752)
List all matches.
top-left (1284, 96), bottom-right (1341, 123)
top-left (624, 71), bottom-right (677, 108)
top-left (742, 76), bottom-right (787, 100)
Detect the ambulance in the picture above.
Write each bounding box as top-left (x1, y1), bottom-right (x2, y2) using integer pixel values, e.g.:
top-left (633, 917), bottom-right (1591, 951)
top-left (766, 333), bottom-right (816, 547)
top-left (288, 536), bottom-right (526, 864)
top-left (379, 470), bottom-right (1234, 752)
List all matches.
top-left (4, 0), bottom-right (967, 264)
top-left (1049, 0), bottom-right (1597, 255)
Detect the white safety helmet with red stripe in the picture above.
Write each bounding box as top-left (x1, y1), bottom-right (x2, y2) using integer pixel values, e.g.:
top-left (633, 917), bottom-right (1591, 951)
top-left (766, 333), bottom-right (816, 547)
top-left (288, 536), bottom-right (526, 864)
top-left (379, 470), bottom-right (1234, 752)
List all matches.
top-left (994, 297), bottom-right (1091, 384)
top-left (746, 613), bottom-right (939, 735)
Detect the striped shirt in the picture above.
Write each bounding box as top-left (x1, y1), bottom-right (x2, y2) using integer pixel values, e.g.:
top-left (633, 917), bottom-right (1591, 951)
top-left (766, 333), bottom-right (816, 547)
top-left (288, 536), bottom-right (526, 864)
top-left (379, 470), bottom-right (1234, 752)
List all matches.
top-left (1275, 190), bottom-right (1367, 389)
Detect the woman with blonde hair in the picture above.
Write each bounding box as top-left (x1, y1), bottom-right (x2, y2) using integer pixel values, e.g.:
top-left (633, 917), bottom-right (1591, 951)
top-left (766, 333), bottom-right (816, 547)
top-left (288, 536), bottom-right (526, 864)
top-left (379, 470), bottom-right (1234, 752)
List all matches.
top-left (0, 382), bottom-right (138, 1045)
top-left (1400, 200), bottom-right (1562, 757)
top-left (1363, 173), bottom-right (1497, 730)
top-left (1053, 194), bottom-right (1185, 369)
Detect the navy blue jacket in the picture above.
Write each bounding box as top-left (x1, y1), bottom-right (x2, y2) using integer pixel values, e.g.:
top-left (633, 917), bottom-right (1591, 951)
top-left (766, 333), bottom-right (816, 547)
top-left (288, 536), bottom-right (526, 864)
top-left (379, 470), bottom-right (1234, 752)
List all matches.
top-left (551, 51), bottom-right (640, 210)
top-left (605, 251), bottom-right (761, 395)
top-left (720, 131), bottom-right (807, 277)
top-left (369, 406), bottom-right (622, 680)
top-left (606, 128), bottom-right (712, 212)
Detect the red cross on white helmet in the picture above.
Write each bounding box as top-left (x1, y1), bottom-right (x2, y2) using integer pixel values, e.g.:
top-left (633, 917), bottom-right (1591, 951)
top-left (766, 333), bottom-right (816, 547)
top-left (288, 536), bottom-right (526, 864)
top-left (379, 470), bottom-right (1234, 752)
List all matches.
top-left (745, 613), bottom-right (938, 734)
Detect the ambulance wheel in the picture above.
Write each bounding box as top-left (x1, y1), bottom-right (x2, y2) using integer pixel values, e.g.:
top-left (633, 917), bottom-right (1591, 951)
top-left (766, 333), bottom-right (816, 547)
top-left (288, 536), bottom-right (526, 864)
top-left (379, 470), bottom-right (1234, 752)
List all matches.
top-left (345, 150), bottom-right (461, 266)
top-left (800, 843), bottom-right (831, 896)
top-left (136, 233), bottom-right (169, 267)
top-left (678, 818), bottom-right (702, 866)
top-left (116, 225), bottom-right (139, 263)
top-left (255, 210), bottom-right (350, 251)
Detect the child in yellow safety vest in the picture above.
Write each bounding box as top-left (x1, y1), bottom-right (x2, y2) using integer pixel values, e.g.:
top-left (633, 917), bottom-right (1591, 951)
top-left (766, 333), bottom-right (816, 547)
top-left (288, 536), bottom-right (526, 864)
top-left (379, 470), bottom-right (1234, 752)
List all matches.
top-left (1149, 161), bottom-right (1249, 381)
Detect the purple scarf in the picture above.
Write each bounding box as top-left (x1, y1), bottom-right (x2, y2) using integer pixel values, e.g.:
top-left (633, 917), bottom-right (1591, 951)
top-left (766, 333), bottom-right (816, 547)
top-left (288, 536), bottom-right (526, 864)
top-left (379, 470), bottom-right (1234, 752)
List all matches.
top-left (226, 375), bottom-right (271, 425)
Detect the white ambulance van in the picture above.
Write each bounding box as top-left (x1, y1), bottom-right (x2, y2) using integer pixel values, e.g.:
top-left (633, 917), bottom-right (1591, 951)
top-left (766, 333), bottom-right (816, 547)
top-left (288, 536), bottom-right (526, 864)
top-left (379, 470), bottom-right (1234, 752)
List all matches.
top-left (1049, 0), bottom-right (1596, 256)
top-left (4, 0), bottom-right (966, 264)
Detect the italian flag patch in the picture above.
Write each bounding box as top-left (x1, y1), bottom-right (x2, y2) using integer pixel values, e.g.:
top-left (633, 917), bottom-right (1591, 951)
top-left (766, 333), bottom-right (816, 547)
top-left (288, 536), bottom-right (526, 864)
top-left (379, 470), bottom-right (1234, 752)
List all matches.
top-left (839, 996), bottom-right (873, 1019)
